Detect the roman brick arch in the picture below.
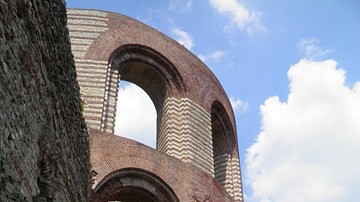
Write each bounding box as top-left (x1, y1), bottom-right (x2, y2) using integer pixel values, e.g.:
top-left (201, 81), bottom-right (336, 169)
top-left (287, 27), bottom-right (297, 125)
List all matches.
top-left (89, 129), bottom-right (233, 201)
top-left (102, 44), bottom-right (186, 134)
top-left (67, 9), bottom-right (243, 201)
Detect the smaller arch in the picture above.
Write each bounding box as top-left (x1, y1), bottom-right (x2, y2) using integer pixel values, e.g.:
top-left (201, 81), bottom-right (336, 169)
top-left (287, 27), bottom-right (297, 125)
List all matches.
top-left (211, 101), bottom-right (235, 187)
top-left (93, 168), bottom-right (179, 202)
top-left (211, 101), bottom-right (235, 150)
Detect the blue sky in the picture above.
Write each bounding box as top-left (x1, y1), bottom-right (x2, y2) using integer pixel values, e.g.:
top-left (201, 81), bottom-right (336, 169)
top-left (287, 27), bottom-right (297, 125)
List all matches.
top-left (67, 1), bottom-right (360, 201)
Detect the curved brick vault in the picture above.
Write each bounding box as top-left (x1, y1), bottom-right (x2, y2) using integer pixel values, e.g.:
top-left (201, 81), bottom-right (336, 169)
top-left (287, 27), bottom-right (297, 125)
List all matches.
top-left (67, 9), bottom-right (243, 201)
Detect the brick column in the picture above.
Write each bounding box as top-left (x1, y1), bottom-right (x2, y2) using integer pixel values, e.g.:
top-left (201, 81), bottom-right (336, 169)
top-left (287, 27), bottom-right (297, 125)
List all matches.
top-left (158, 97), bottom-right (214, 175)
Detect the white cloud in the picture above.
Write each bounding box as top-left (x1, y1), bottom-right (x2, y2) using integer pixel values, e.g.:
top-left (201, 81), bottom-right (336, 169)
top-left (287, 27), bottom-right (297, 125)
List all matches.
top-left (230, 97), bottom-right (249, 113)
top-left (114, 82), bottom-right (157, 148)
top-left (209, 0), bottom-right (265, 34)
top-left (198, 50), bottom-right (225, 63)
top-left (172, 27), bottom-right (194, 50)
top-left (169, 0), bottom-right (192, 12)
top-left (246, 59), bottom-right (360, 202)
top-left (211, 50), bottom-right (225, 60)
top-left (297, 38), bottom-right (334, 60)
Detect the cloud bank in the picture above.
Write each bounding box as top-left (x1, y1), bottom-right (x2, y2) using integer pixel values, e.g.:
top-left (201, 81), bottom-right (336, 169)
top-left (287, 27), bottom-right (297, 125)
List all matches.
top-left (209, 0), bottom-right (265, 34)
top-left (246, 59), bottom-right (360, 202)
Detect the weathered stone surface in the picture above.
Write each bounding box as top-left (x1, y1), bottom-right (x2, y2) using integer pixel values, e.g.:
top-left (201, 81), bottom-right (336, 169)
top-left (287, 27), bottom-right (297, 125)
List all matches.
top-left (0, 1), bottom-right (90, 201)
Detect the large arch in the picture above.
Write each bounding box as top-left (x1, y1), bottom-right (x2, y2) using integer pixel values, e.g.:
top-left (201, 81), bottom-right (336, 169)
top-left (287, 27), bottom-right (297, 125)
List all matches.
top-left (102, 44), bottom-right (186, 140)
top-left (105, 44), bottom-right (186, 116)
top-left (67, 9), bottom-right (243, 201)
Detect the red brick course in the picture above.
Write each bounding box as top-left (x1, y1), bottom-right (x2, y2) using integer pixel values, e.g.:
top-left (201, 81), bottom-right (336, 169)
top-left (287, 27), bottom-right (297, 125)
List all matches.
top-left (89, 129), bottom-right (233, 201)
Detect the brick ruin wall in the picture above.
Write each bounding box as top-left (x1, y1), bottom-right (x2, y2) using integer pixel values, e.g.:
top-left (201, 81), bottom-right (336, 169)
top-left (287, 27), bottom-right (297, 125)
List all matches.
top-left (0, 1), bottom-right (90, 201)
top-left (66, 9), bottom-right (216, 173)
top-left (67, 9), bottom-right (243, 201)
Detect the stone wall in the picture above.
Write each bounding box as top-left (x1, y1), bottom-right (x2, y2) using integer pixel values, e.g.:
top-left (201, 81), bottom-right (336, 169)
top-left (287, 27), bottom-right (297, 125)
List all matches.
top-left (0, 1), bottom-right (90, 201)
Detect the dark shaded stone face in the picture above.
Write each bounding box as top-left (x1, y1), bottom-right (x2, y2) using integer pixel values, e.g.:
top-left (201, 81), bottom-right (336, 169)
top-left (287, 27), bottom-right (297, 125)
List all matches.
top-left (0, 1), bottom-right (90, 201)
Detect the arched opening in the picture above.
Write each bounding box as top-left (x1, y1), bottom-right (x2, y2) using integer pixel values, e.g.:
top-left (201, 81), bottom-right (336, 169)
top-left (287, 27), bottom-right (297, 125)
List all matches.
top-left (211, 112), bottom-right (229, 187)
top-left (114, 81), bottom-right (157, 148)
top-left (102, 44), bottom-right (185, 149)
top-left (211, 101), bottom-right (234, 187)
top-left (93, 168), bottom-right (179, 202)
